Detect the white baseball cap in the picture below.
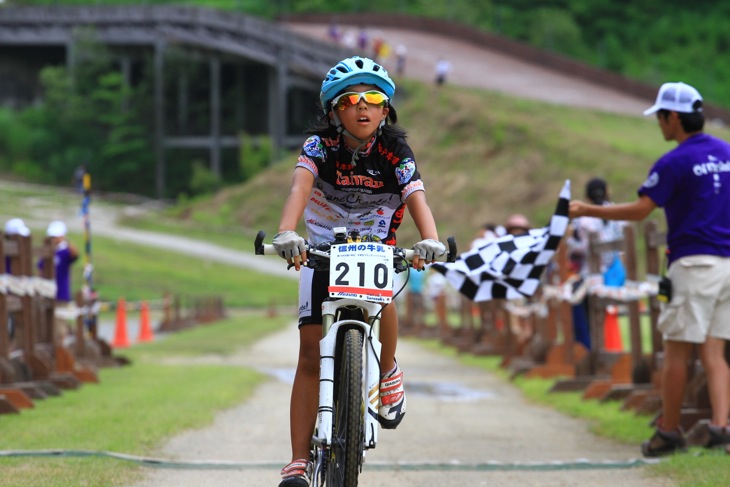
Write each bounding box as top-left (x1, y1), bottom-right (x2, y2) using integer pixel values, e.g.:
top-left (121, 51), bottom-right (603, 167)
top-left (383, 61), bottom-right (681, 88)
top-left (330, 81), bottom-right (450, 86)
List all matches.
top-left (643, 82), bottom-right (703, 116)
top-left (47, 220), bottom-right (68, 237)
top-left (4, 218), bottom-right (30, 236)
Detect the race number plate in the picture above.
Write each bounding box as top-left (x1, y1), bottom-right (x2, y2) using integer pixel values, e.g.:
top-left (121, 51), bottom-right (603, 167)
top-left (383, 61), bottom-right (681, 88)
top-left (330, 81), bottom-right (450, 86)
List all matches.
top-left (328, 243), bottom-right (394, 303)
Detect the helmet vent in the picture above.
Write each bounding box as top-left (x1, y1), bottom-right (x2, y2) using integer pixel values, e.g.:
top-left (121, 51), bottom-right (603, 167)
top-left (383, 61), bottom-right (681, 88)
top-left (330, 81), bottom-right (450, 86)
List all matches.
top-left (355, 59), bottom-right (364, 68)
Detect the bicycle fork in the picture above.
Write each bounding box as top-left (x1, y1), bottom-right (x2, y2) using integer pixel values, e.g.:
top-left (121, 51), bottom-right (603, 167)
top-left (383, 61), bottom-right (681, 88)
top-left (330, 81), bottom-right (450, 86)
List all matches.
top-left (311, 298), bottom-right (383, 485)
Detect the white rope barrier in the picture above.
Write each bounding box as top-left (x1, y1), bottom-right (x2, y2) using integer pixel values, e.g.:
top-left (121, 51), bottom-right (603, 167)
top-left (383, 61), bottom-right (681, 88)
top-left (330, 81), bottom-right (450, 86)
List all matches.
top-left (503, 273), bottom-right (661, 318)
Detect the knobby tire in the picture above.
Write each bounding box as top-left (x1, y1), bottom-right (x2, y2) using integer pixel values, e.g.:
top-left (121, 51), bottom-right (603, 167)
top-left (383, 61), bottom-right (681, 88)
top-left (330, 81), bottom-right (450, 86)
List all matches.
top-left (327, 328), bottom-right (364, 487)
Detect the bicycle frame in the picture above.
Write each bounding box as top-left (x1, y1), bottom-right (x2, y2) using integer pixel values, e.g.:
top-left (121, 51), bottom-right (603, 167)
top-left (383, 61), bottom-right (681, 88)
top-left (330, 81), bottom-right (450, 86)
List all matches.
top-left (315, 298), bottom-right (382, 454)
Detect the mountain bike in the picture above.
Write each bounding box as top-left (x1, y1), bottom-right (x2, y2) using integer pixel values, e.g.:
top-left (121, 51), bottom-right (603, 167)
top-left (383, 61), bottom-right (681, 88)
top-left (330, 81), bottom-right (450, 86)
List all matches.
top-left (255, 227), bottom-right (456, 487)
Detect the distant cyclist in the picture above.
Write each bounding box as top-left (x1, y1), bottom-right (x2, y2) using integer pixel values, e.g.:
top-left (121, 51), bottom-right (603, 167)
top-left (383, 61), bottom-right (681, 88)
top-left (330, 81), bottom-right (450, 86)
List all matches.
top-left (273, 56), bottom-right (445, 486)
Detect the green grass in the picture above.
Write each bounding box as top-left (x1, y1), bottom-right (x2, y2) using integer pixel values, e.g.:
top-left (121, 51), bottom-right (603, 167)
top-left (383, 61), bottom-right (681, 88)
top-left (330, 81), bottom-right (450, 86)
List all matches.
top-left (86, 231), bottom-right (297, 308)
top-left (0, 312), bottom-right (292, 487)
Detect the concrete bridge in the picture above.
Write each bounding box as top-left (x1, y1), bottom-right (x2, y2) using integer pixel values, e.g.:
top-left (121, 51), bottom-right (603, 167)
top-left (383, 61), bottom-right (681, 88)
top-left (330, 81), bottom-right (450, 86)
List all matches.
top-left (0, 6), bottom-right (348, 197)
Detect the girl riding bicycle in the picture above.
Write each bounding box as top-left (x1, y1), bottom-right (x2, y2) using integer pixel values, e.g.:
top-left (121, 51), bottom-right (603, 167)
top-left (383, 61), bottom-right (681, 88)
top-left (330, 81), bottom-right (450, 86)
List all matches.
top-left (273, 56), bottom-right (445, 487)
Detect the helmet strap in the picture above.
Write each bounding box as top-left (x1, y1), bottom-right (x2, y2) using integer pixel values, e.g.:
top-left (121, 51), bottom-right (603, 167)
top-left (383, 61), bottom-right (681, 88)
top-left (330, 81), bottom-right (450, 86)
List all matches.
top-left (331, 111), bottom-right (383, 167)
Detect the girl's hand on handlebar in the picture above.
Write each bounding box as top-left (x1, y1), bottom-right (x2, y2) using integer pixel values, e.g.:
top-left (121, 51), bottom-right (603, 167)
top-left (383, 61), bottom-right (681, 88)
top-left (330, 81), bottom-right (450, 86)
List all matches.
top-left (412, 239), bottom-right (446, 270)
top-left (272, 230), bottom-right (308, 270)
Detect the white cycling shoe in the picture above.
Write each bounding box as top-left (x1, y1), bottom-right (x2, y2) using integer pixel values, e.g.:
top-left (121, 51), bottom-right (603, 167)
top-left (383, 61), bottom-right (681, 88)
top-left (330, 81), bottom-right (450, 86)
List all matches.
top-left (378, 361), bottom-right (406, 429)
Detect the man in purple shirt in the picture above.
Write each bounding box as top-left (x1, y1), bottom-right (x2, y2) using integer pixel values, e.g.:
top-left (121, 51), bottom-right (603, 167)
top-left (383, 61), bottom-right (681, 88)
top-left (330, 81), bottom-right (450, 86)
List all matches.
top-left (38, 221), bottom-right (79, 343)
top-left (44, 220), bottom-right (79, 303)
top-left (570, 82), bottom-right (730, 456)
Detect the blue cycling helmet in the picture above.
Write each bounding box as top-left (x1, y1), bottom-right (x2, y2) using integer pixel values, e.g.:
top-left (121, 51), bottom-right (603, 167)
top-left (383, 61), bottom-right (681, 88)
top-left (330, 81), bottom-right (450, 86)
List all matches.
top-left (320, 56), bottom-right (395, 113)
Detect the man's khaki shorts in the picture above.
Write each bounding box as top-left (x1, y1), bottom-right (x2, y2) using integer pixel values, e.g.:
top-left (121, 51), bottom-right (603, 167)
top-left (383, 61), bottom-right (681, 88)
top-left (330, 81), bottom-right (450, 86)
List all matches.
top-left (658, 255), bottom-right (730, 343)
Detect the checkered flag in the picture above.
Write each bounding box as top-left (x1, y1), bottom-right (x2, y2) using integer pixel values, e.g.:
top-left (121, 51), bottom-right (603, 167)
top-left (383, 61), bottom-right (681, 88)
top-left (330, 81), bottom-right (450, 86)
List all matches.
top-left (432, 180), bottom-right (570, 301)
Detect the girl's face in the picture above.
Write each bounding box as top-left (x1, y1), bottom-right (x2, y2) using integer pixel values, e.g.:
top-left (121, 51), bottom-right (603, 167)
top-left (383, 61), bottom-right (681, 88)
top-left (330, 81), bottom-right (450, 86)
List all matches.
top-left (329, 84), bottom-right (389, 147)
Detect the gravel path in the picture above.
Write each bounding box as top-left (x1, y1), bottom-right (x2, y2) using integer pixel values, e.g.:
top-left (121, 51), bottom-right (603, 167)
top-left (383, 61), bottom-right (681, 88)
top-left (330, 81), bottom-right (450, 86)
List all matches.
top-left (130, 320), bottom-right (671, 487)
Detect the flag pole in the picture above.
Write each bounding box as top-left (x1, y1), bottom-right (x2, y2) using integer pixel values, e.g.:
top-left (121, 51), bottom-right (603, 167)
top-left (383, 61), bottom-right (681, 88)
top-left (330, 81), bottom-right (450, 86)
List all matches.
top-left (80, 167), bottom-right (97, 339)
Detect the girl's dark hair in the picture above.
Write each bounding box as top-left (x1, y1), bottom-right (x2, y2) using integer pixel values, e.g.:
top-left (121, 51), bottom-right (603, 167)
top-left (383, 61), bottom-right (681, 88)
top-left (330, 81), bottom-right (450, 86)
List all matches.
top-left (305, 103), bottom-right (407, 139)
top-left (585, 178), bottom-right (608, 205)
top-left (657, 100), bottom-right (705, 133)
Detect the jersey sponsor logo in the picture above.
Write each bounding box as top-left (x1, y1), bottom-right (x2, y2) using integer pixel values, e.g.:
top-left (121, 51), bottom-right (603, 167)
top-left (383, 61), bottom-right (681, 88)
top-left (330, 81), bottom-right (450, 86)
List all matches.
top-left (309, 194), bottom-right (332, 212)
top-left (377, 143), bottom-right (401, 165)
top-left (402, 180), bottom-right (425, 201)
top-left (297, 156), bottom-right (318, 175)
top-left (336, 160), bottom-right (355, 172)
top-left (395, 158), bottom-right (416, 185)
top-left (643, 172), bottom-right (659, 188)
top-left (336, 171), bottom-right (385, 189)
top-left (306, 218), bottom-right (333, 231)
top-left (321, 136), bottom-right (340, 147)
top-left (327, 191), bottom-right (397, 209)
top-left (303, 136), bottom-right (325, 159)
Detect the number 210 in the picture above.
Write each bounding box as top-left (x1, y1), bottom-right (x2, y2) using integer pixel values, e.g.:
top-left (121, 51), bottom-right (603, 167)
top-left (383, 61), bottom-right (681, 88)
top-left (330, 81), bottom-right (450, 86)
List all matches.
top-left (335, 262), bottom-right (389, 289)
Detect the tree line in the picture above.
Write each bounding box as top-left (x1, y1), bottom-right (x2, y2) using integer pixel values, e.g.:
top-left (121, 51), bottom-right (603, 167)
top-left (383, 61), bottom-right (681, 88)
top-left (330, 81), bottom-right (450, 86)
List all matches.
top-left (2, 0), bottom-right (727, 198)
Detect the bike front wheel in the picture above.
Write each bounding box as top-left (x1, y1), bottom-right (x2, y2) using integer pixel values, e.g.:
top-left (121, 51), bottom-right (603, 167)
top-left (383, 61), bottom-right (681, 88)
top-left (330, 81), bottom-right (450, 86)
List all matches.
top-left (326, 327), bottom-right (364, 487)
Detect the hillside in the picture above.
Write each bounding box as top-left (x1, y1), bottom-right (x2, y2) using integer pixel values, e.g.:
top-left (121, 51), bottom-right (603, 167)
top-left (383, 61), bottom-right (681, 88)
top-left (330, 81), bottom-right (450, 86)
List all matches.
top-left (161, 79), bottom-right (730, 248)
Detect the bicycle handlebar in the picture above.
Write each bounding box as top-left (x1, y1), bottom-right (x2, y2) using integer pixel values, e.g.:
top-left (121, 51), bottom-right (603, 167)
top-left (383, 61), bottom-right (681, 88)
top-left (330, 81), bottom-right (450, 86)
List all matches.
top-left (254, 230), bottom-right (457, 265)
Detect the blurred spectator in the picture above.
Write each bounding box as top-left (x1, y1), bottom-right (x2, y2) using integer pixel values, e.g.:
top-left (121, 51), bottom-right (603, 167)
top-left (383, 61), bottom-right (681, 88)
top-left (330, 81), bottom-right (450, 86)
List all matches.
top-left (327, 23), bottom-right (341, 44)
top-left (503, 214), bottom-right (534, 350)
top-left (342, 29), bottom-right (357, 50)
top-left (395, 44), bottom-right (407, 77)
top-left (404, 267), bottom-right (426, 331)
top-left (567, 177), bottom-right (627, 350)
top-left (4, 217), bottom-right (31, 346)
top-left (73, 163), bottom-right (86, 193)
top-left (357, 27), bottom-right (368, 52)
top-left (4, 217), bottom-right (30, 273)
top-left (504, 214), bottom-right (530, 236)
top-left (435, 58), bottom-right (451, 86)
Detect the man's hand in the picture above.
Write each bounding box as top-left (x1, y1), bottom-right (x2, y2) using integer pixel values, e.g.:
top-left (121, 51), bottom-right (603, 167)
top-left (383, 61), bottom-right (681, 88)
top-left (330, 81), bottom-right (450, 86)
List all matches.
top-left (569, 200), bottom-right (590, 219)
top-left (272, 231), bottom-right (307, 270)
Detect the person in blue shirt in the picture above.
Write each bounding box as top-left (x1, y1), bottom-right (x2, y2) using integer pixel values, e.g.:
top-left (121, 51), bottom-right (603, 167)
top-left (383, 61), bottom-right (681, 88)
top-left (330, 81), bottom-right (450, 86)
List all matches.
top-left (570, 82), bottom-right (730, 457)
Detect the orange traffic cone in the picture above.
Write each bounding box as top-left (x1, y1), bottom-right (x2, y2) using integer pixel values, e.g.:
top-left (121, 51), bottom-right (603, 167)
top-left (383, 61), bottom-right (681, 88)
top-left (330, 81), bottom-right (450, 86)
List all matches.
top-left (137, 301), bottom-right (154, 343)
top-left (603, 305), bottom-right (623, 351)
top-left (112, 297), bottom-right (130, 348)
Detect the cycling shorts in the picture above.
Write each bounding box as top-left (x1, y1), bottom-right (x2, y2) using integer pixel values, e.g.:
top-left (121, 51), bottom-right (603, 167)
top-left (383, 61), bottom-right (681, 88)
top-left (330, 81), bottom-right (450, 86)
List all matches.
top-left (298, 266), bottom-right (328, 327)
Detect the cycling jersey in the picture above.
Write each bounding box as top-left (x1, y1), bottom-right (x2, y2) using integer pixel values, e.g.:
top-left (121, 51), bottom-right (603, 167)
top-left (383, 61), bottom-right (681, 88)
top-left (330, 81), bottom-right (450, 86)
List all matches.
top-left (296, 133), bottom-right (425, 246)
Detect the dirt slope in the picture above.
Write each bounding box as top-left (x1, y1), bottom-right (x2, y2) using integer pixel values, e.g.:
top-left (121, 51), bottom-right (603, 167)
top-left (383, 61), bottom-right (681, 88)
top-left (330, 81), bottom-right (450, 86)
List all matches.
top-left (283, 23), bottom-right (651, 116)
